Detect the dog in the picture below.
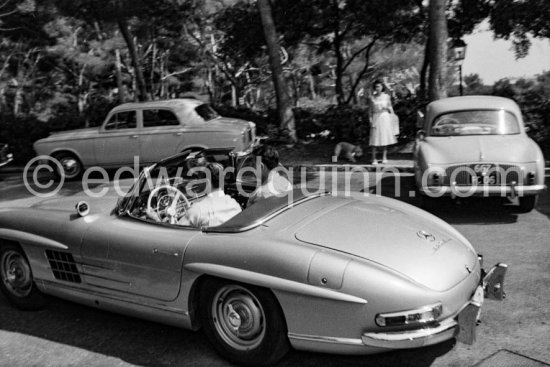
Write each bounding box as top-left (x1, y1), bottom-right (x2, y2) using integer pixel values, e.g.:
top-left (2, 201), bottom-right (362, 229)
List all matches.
top-left (332, 142), bottom-right (363, 163)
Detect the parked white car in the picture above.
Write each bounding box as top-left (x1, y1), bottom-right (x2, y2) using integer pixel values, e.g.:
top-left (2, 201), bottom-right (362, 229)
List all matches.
top-left (33, 98), bottom-right (256, 179)
top-left (414, 96), bottom-right (545, 212)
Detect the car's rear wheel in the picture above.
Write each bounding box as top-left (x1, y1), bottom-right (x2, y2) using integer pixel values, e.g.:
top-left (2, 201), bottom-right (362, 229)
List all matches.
top-left (53, 152), bottom-right (83, 180)
top-left (518, 195), bottom-right (537, 213)
top-left (0, 244), bottom-right (46, 310)
top-left (199, 278), bottom-right (289, 366)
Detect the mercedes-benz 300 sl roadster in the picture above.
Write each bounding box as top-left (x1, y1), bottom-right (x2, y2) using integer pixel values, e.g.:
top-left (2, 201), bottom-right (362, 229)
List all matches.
top-left (414, 96), bottom-right (545, 212)
top-left (0, 148), bottom-right (507, 366)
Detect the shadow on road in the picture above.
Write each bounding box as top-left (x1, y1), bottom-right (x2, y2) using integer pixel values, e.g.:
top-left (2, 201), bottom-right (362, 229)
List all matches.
top-left (0, 292), bottom-right (453, 367)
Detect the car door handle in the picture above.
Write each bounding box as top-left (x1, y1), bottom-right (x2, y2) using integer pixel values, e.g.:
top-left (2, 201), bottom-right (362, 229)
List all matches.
top-left (130, 135), bottom-right (139, 139)
top-left (174, 132), bottom-right (183, 136)
top-left (153, 248), bottom-right (179, 257)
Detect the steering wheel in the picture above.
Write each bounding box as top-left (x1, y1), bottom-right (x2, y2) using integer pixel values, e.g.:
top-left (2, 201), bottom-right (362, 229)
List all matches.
top-left (147, 185), bottom-right (190, 224)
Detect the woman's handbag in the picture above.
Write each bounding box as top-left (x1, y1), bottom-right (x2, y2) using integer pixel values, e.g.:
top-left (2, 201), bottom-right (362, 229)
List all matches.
top-left (390, 113), bottom-right (400, 136)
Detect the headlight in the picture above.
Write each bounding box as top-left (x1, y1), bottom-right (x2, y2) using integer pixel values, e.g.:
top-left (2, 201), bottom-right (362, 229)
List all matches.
top-left (375, 303), bottom-right (443, 327)
top-left (428, 172), bottom-right (442, 186)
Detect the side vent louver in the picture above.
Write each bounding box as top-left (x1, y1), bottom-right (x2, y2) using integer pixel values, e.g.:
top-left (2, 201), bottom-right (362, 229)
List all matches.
top-left (45, 250), bottom-right (81, 283)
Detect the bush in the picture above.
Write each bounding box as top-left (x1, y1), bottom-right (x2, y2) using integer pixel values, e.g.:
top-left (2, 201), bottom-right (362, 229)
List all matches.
top-left (213, 105), bottom-right (275, 136)
top-left (0, 113), bottom-right (49, 164)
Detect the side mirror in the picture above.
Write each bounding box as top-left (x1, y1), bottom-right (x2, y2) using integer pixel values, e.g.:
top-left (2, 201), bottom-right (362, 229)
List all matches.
top-left (416, 130), bottom-right (426, 141)
top-left (75, 201), bottom-right (90, 217)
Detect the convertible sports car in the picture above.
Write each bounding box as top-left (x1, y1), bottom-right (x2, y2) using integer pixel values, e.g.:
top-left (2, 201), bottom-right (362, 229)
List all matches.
top-left (0, 148), bottom-right (507, 366)
top-left (414, 96), bottom-right (545, 212)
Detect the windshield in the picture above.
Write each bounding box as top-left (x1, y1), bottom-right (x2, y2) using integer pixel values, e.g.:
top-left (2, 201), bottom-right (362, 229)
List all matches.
top-left (430, 110), bottom-right (520, 136)
top-left (195, 103), bottom-right (219, 121)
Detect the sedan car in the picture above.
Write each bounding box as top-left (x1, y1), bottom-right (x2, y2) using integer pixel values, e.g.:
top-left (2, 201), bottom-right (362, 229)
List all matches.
top-left (33, 98), bottom-right (256, 180)
top-left (414, 96), bottom-right (546, 212)
top-left (0, 143), bottom-right (13, 168)
top-left (0, 148), bottom-right (507, 366)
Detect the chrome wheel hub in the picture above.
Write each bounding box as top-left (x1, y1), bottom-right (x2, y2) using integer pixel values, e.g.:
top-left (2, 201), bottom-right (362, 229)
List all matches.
top-left (212, 285), bottom-right (266, 350)
top-left (60, 157), bottom-right (79, 176)
top-left (1, 250), bottom-right (32, 297)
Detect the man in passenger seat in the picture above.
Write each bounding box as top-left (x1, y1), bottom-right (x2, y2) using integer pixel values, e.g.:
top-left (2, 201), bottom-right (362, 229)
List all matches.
top-left (247, 145), bottom-right (292, 206)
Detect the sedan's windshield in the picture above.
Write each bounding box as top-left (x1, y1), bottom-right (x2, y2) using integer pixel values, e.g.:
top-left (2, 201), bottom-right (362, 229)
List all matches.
top-left (431, 110), bottom-right (520, 136)
top-left (195, 104), bottom-right (219, 121)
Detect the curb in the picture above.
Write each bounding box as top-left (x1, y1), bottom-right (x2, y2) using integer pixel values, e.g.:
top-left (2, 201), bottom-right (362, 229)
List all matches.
top-left (1, 163), bottom-right (416, 174)
top-left (288, 164), bottom-right (414, 173)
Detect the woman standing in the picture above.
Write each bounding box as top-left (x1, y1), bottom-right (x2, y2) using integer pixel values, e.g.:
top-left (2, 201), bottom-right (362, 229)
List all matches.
top-left (368, 80), bottom-right (396, 164)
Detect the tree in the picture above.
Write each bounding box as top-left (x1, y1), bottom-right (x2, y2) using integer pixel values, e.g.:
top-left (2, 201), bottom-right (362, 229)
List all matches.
top-left (489, 0), bottom-right (550, 58)
top-left (51, 0), bottom-right (193, 102)
top-left (215, 0), bottom-right (424, 106)
top-left (257, 0), bottom-right (296, 143)
top-left (419, 0), bottom-right (491, 100)
top-left (427, 0), bottom-right (448, 101)
top-left (0, 0), bottom-right (55, 115)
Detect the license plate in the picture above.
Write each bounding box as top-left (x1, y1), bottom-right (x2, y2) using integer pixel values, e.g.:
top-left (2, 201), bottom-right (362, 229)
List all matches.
top-left (470, 174), bottom-right (498, 185)
top-left (470, 164), bottom-right (498, 185)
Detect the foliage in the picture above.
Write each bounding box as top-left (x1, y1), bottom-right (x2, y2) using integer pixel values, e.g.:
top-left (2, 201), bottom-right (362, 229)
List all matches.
top-left (489, 0), bottom-right (550, 58)
top-left (215, 0), bottom-right (424, 105)
top-left (1, 0), bottom-right (549, 164)
top-left (0, 113), bottom-right (48, 164)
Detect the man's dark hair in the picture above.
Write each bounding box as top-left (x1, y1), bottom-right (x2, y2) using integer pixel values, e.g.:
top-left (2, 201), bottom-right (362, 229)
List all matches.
top-left (206, 162), bottom-right (224, 190)
top-left (254, 145), bottom-right (280, 170)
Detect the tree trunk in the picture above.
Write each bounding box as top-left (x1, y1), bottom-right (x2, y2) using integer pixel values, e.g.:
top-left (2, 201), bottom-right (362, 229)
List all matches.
top-left (331, 0), bottom-right (345, 105)
top-left (117, 18), bottom-right (148, 102)
top-left (419, 35), bottom-right (430, 102)
top-left (428, 0), bottom-right (448, 101)
top-left (115, 49), bottom-right (125, 104)
top-left (257, 0), bottom-right (297, 143)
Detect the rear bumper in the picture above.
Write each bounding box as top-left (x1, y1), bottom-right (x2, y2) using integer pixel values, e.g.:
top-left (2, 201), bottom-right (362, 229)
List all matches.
top-left (361, 317), bottom-right (458, 349)
top-left (362, 263), bottom-right (507, 349)
top-left (288, 264), bottom-right (507, 354)
top-left (419, 184), bottom-right (546, 198)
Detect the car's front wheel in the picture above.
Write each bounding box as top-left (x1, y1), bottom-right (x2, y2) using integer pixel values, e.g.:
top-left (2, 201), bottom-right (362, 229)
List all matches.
top-left (518, 195), bottom-right (537, 213)
top-left (199, 278), bottom-right (289, 366)
top-left (0, 244), bottom-right (46, 310)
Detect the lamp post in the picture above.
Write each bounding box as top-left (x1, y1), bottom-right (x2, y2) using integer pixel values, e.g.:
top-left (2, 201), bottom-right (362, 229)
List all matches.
top-left (451, 39), bottom-right (467, 95)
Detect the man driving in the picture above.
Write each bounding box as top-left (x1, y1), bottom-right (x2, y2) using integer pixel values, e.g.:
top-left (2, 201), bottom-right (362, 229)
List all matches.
top-left (178, 162), bottom-right (241, 227)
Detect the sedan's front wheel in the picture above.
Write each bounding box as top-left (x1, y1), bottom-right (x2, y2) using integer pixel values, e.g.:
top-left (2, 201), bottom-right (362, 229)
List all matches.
top-left (0, 244), bottom-right (46, 310)
top-left (199, 278), bottom-right (289, 366)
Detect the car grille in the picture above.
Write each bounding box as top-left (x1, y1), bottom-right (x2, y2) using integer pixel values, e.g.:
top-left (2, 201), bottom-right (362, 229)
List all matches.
top-left (45, 250), bottom-right (82, 283)
top-left (445, 164), bottom-right (521, 185)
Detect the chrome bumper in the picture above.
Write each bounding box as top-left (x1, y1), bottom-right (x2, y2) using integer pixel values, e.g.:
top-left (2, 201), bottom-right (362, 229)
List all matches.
top-left (420, 184), bottom-right (546, 197)
top-left (362, 263), bottom-right (507, 349)
top-left (362, 317), bottom-right (458, 349)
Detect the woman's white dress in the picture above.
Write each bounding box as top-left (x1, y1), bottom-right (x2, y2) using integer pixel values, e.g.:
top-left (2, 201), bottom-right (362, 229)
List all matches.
top-left (369, 93), bottom-right (397, 147)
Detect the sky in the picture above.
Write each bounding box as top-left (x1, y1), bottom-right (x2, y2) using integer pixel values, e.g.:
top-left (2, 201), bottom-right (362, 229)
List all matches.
top-left (461, 22), bottom-right (550, 85)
